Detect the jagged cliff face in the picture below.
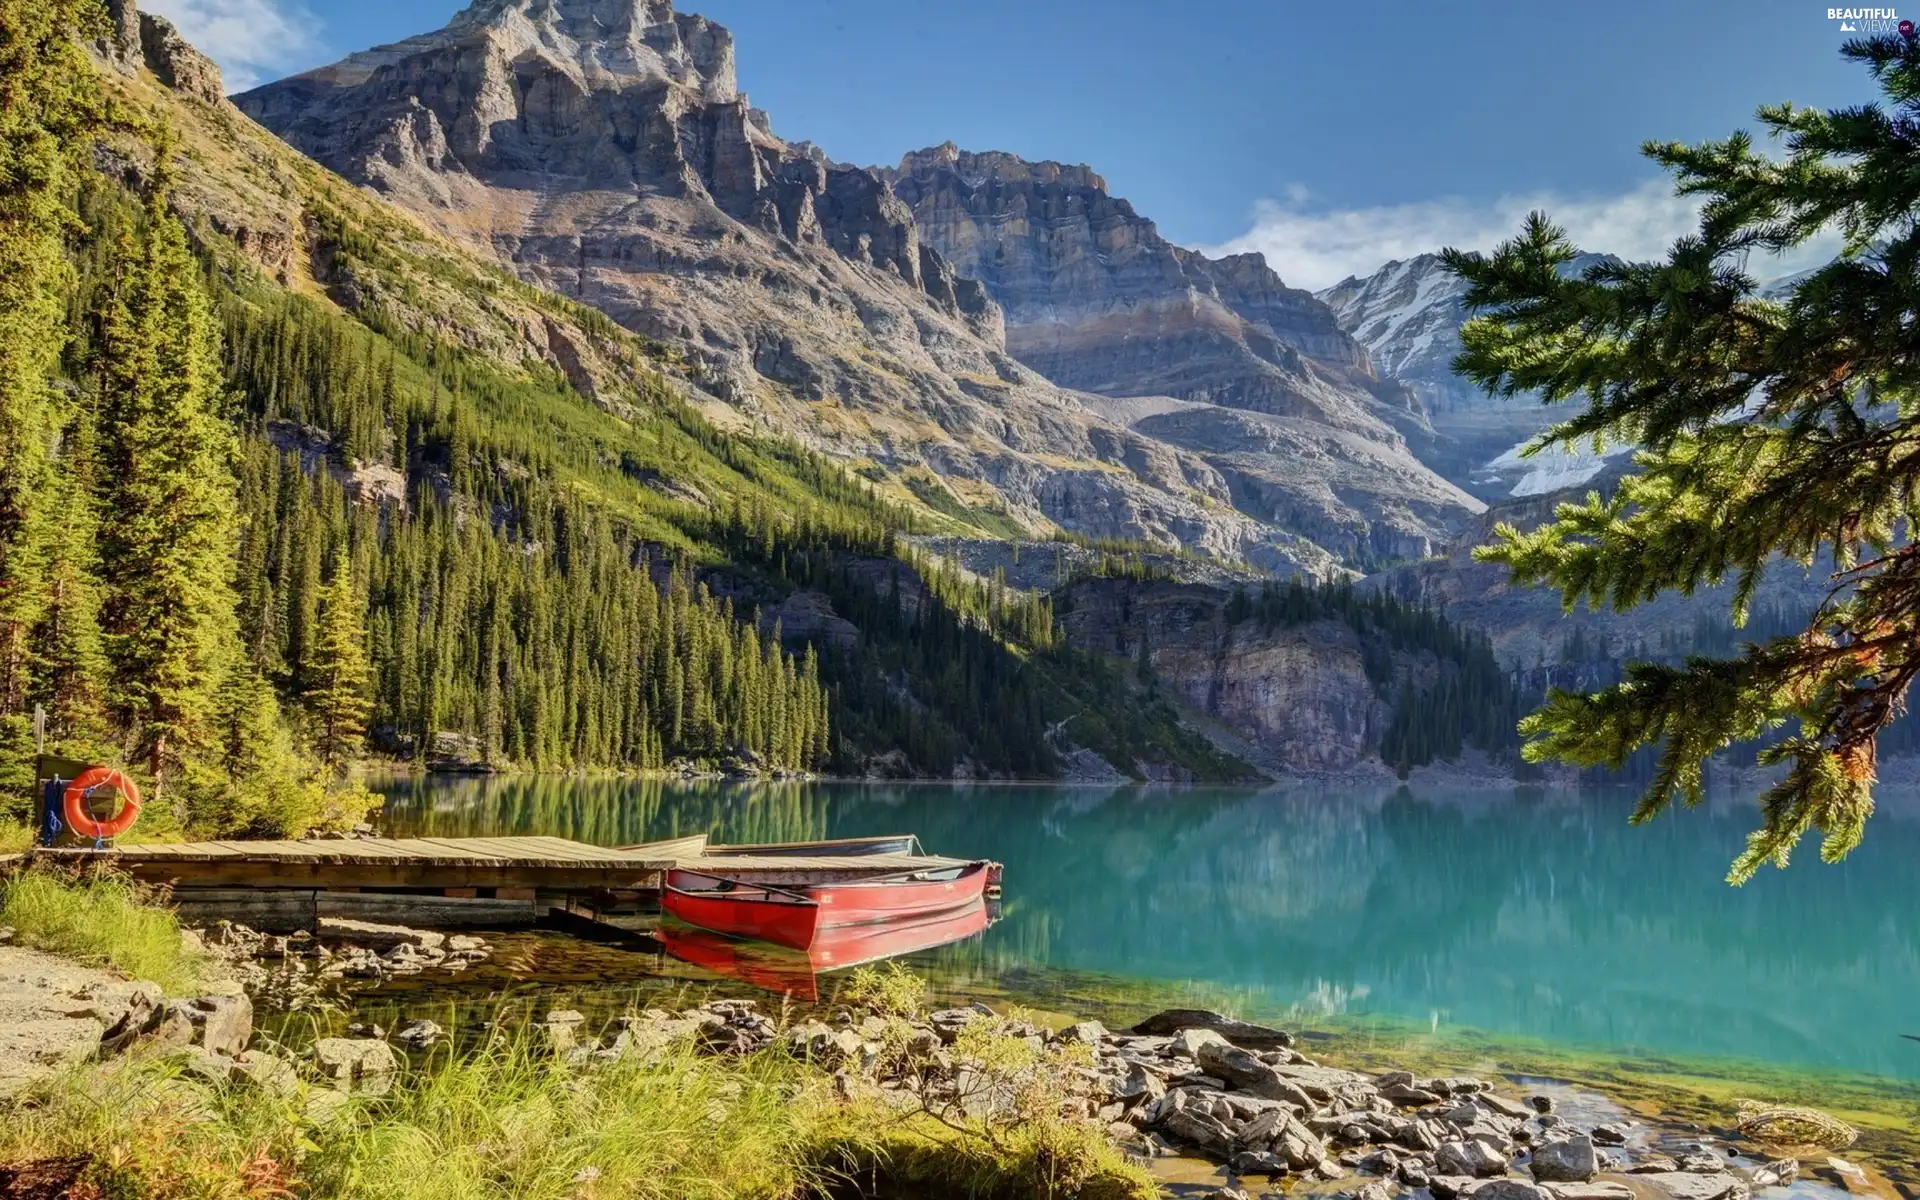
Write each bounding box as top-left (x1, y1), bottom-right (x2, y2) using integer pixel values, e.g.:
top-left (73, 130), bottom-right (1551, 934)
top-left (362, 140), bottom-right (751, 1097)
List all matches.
top-left (232, 0), bottom-right (1352, 573)
top-left (886, 146), bottom-right (1378, 416)
top-left (1057, 578), bottom-right (1402, 772)
top-left (885, 145), bottom-right (1485, 563)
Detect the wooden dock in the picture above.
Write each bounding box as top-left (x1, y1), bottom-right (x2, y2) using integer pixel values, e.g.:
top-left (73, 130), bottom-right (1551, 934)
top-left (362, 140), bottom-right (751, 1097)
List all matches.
top-left (28, 834), bottom-right (714, 892)
top-left (9, 832), bottom-right (978, 931)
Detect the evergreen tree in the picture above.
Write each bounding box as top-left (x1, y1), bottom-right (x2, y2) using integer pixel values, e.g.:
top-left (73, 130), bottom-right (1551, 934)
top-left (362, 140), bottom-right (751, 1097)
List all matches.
top-left (1444, 34), bottom-right (1920, 882)
top-left (93, 141), bottom-right (239, 798)
top-left (0, 0), bottom-right (103, 712)
top-left (25, 410), bottom-right (110, 751)
top-left (305, 547), bottom-right (372, 775)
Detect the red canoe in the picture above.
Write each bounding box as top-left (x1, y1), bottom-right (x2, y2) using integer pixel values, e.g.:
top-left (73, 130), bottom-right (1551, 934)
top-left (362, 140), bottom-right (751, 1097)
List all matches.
top-left (657, 901), bottom-right (994, 1001)
top-left (661, 861), bottom-right (993, 950)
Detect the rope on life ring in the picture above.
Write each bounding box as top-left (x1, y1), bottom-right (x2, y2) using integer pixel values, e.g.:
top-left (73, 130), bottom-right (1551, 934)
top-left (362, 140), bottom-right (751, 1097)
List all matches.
top-left (62, 767), bottom-right (142, 841)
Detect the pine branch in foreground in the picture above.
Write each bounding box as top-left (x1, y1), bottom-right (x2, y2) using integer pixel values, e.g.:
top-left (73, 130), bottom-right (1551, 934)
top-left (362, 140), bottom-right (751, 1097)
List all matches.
top-left (1443, 34), bottom-right (1920, 882)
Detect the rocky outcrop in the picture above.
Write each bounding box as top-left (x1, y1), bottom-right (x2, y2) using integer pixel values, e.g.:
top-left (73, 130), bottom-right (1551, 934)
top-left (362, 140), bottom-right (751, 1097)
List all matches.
top-left (886, 144), bottom-right (1380, 411)
top-left (136, 10), bottom-right (225, 104)
top-left (95, 0), bottom-right (227, 104)
top-left (0, 948), bottom-right (163, 1094)
top-left (885, 144), bottom-right (1484, 561)
top-left (1056, 578), bottom-right (1408, 771)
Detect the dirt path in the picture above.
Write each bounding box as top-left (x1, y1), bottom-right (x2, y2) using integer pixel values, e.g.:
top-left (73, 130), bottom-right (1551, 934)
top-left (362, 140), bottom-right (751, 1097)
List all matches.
top-left (0, 948), bottom-right (157, 1097)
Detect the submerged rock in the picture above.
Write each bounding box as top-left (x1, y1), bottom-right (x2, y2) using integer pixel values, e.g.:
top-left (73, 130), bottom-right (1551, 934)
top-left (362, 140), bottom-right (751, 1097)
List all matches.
top-left (1634, 1173), bottom-right (1748, 1200)
top-left (1748, 1159), bottom-right (1798, 1189)
top-left (392, 1019), bottom-right (443, 1051)
top-left (1542, 1185), bottom-right (1634, 1200)
top-left (1473, 1182), bottom-right (1550, 1200)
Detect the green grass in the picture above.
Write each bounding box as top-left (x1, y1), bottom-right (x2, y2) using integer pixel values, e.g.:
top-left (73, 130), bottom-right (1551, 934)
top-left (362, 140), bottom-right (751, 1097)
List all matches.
top-left (901, 470), bottom-right (1030, 539)
top-left (0, 1018), bottom-right (1156, 1200)
top-left (0, 822), bottom-right (33, 855)
top-left (305, 1038), bottom-right (835, 1200)
top-left (0, 868), bottom-right (208, 993)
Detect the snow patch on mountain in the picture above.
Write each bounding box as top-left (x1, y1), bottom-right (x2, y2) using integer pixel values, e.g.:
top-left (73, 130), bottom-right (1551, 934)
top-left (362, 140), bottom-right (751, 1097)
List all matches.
top-left (1483, 439), bottom-right (1635, 497)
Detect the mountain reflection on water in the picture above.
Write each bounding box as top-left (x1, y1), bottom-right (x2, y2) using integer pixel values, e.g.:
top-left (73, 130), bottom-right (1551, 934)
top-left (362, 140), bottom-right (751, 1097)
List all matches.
top-left (373, 777), bottom-right (1920, 1081)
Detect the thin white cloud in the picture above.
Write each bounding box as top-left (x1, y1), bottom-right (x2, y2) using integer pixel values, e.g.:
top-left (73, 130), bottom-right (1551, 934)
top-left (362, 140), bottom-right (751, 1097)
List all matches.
top-left (1208, 179), bottom-right (1841, 292)
top-left (142, 0), bottom-right (319, 92)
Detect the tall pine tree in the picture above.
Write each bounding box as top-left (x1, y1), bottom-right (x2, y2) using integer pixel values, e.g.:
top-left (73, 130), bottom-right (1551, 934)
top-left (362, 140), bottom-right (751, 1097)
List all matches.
top-left (26, 409), bottom-right (110, 752)
top-left (305, 546), bottom-right (372, 775)
top-left (1446, 33), bottom-right (1920, 882)
top-left (93, 137), bottom-right (240, 799)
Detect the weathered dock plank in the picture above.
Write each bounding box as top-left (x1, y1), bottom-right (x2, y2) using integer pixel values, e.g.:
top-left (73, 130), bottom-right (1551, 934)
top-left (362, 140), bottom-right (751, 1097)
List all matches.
top-left (15, 833), bottom-right (964, 894)
top-left (166, 888), bottom-right (540, 932)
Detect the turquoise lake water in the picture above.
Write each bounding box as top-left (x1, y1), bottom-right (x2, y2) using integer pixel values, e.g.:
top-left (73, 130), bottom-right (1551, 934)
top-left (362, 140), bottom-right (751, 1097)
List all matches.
top-left (370, 777), bottom-right (1920, 1084)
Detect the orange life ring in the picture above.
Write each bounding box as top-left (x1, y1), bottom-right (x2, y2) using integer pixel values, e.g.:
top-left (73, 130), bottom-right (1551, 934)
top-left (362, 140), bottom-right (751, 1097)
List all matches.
top-left (62, 767), bottom-right (142, 840)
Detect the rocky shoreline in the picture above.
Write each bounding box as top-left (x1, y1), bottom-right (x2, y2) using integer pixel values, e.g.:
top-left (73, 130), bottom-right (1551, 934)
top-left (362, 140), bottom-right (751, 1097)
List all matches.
top-left (194, 918), bottom-right (494, 1010)
top-left (137, 920), bottom-right (1857, 1200)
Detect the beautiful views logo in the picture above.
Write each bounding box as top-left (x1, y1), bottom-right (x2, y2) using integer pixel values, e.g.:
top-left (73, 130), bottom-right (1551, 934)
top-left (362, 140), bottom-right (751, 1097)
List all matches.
top-left (1828, 7), bottom-right (1909, 33)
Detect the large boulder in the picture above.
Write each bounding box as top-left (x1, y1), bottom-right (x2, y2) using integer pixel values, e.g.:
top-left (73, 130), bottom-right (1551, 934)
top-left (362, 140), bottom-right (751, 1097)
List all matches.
top-left (1110, 1061), bottom-right (1166, 1104)
top-left (179, 993), bottom-right (253, 1058)
top-left (1057, 1020), bottom-right (1109, 1045)
top-left (1239, 1107), bottom-right (1330, 1169)
top-left (1195, 1040), bottom-right (1316, 1109)
top-left (1268, 1062), bottom-right (1377, 1103)
top-left (234, 1049), bottom-right (300, 1097)
top-left (1435, 1137), bottom-right (1512, 1178)
top-left (311, 1037), bottom-right (398, 1095)
top-left (1130, 1009), bottom-right (1293, 1049)
top-left (1160, 1106), bottom-right (1238, 1153)
top-left (94, 980), bottom-right (165, 1056)
top-left (1529, 1134), bottom-right (1596, 1183)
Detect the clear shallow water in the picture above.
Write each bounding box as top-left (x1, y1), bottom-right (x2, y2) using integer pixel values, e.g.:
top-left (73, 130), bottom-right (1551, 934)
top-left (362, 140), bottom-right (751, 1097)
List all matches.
top-left (370, 777), bottom-right (1920, 1084)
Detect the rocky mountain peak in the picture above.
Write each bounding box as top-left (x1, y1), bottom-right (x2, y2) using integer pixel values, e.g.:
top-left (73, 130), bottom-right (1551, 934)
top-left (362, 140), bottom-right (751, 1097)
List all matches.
top-left (884, 144), bottom-right (1483, 561)
top-left (1317, 251), bottom-right (1622, 499)
top-left (236, 6), bottom-right (1479, 568)
top-left (441, 0), bottom-right (737, 100)
top-left (896, 142), bottom-right (1109, 194)
top-left (884, 145), bottom-right (1409, 418)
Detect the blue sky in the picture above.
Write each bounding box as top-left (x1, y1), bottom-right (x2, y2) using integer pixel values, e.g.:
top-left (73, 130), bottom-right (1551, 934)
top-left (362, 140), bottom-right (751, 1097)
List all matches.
top-left (150, 0), bottom-right (1876, 287)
